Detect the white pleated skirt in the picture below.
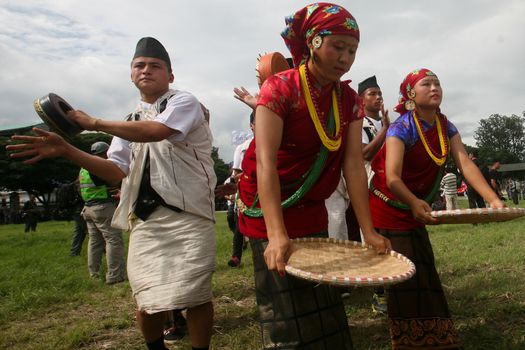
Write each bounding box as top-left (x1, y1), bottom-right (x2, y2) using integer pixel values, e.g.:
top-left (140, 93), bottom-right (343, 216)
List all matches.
top-left (127, 206), bottom-right (216, 313)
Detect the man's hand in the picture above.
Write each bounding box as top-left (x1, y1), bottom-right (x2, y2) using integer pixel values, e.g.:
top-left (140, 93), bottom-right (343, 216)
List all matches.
top-left (67, 110), bottom-right (99, 131)
top-left (380, 103), bottom-right (390, 128)
top-left (7, 128), bottom-right (69, 164)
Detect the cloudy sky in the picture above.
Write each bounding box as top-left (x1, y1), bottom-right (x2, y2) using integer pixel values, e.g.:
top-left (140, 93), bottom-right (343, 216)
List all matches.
top-left (0, 0), bottom-right (523, 161)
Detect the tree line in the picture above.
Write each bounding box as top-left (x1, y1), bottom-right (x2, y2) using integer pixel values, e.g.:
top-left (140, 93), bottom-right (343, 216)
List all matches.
top-left (1, 112), bottom-right (523, 213)
top-left (0, 130), bottom-right (229, 215)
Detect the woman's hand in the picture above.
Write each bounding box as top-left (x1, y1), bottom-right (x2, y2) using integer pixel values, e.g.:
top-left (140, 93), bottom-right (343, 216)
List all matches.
top-left (233, 87), bottom-right (258, 109)
top-left (264, 233), bottom-right (292, 276)
top-left (362, 230), bottom-right (392, 254)
top-left (410, 198), bottom-right (438, 224)
top-left (7, 128), bottom-right (70, 164)
top-left (488, 198), bottom-right (505, 209)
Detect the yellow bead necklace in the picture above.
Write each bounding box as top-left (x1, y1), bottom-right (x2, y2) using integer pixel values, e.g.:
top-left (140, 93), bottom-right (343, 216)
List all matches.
top-left (413, 111), bottom-right (448, 166)
top-left (299, 64), bottom-right (342, 152)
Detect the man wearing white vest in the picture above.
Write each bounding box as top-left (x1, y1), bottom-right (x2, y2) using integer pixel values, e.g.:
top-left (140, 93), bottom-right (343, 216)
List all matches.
top-left (358, 75), bottom-right (390, 183)
top-left (358, 75), bottom-right (390, 315)
top-left (8, 37), bottom-right (216, 350)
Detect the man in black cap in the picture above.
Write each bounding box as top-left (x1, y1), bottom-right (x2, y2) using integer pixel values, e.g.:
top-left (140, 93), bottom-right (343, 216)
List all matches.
top-left (353, 75), bottom-right (391, 314)
top-left (8, 37), bottom-right (216, 350)
top-left (358, 75), bottom-right (390, 169)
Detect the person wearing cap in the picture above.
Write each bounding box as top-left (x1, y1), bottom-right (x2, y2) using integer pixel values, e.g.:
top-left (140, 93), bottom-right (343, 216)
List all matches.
top-left (8, 37), bottom-right (216, 350)
top-left (335, 76), bottom-right (391, 243)
top-left (368, 68), bottom-right (504, 349)
top-left (79, 141), bottom-right (126, 284)
top-left (236, 3), bottom-right (391, 348)
top-left (358, 76), bottom-right (390, 179)
top-left (356, 75), bottom-right (392, 314)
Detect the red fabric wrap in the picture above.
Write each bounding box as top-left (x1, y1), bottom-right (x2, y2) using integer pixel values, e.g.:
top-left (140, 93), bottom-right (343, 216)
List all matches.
top-left (238, 68), bottom-right (360, 239)
top-left (281, 3), bottom-right (360, 67)
top-left (369, 116), bottom-right (448, 230)
top-left (394, 68), bottom-right (437, 115)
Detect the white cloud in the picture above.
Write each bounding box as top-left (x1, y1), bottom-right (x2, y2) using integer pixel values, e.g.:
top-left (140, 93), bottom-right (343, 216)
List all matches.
top-left (1, 0), bottom-right (524, 161)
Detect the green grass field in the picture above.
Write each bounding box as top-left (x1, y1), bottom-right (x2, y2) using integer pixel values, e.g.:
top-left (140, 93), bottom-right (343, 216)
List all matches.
top-left (1, 200), bottom-right (524, 349)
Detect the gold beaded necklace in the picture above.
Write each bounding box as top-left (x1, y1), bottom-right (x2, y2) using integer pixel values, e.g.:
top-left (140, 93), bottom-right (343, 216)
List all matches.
top-left (413, 111), bottom-right (448, 166)
top-left (299, 64), bottom-right (342, 152)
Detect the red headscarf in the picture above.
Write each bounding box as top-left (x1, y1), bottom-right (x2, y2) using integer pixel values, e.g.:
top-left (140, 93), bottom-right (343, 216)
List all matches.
top-left (281, 3), bottom-right (360, 67)
top-left (394, 68), bottom-right (438, 115)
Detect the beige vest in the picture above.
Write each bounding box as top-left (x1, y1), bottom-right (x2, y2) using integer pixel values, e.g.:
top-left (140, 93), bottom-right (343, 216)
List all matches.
top-left (112, 94), bottom-right (217, 229)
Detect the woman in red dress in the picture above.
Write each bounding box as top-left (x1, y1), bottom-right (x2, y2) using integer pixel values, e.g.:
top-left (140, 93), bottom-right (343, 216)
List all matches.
top-left (237, 3), bottom-right (390, 349)
top-left (369, 68), bottom-right (504, 349)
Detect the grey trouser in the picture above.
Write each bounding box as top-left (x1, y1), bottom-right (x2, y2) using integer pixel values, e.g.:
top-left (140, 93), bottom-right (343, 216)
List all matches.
top-left (82, 202), bottom-right (126, 283)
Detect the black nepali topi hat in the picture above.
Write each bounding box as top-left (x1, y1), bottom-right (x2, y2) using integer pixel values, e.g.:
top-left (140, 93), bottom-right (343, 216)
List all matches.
top-left (133, 37), bottom-right (171, 71)
top-left (33, 93), bottom-right (82, 138)
top-left (358, 75), bottom-right (380, 96)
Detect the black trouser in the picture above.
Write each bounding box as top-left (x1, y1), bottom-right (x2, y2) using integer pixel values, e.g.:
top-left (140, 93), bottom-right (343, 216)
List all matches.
top-left (24, 218), bottom-right (37, 232)
top-left (231, 211), bottom-right (244, 260)
top-left (226, 203), bottom-right (236, 233)
top-left (250, 233), bottom-right (353, 350)
top-left (467, 188), bottom-right (485, 209)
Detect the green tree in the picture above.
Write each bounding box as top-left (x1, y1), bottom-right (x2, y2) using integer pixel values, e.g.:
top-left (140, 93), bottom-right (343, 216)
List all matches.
top-left (211, 146), bottom-right (230, 210)
top-left (0, 132), bottom-right (112, 215)
top-left (2, 130), bottom-right (231, 213)
top-left (212, 146), bottom-right (230, 185)
top-left (473, 113), bottom-right (525, 164)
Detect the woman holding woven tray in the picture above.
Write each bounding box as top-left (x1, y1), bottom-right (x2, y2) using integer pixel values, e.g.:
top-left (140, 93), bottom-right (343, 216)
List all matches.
top-left (369, 68), bottom-right (504, 349)
top-left (237, 3), bottom-right (391, 349)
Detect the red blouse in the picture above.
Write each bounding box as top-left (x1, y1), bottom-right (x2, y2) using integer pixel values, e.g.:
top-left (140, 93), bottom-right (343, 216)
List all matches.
top-left (238, 68), bottom-right (361, 239)
top-left (369, 114), bottom-right (449, 230)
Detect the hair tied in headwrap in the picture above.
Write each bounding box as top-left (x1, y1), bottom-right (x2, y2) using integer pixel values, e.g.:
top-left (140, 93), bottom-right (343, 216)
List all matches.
top-left (394, 68), bottom-right (437, 115)
top-left (281, 3), bottom-right (360, 67)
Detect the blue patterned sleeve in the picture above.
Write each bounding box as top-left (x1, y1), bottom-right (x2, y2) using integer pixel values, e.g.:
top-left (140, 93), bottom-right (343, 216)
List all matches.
top-left (386, 114), bottom-right (414, 147)
top-left (447, 119), bottom-right (459, 138)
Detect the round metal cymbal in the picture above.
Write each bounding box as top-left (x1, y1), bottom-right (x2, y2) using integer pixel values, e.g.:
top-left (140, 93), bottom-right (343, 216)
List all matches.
top-left (33, 93), bottom-right (83, 137)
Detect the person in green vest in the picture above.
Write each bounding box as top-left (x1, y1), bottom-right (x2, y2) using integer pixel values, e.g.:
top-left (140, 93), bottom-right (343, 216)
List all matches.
top-left (79, 141), bottom-right (126, 284)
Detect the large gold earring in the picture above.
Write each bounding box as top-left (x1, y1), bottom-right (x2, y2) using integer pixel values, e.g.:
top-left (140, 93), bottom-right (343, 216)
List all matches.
top-left (405, 99), bottom-right (416, 111)
top-left (407, 89), bottom-right (416, 99)
top-left (312, 35), bottom-right (323, 49)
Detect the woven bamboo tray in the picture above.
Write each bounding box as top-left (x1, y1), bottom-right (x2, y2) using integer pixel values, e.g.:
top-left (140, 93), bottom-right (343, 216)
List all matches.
top-left (430, 207), bottom-right (525, 224)
top-left (285, 237), bottom-right (415, 287)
